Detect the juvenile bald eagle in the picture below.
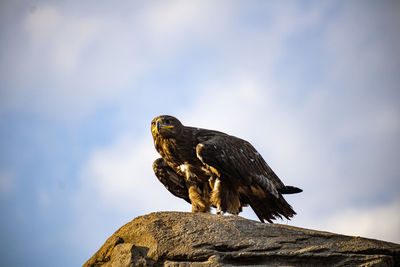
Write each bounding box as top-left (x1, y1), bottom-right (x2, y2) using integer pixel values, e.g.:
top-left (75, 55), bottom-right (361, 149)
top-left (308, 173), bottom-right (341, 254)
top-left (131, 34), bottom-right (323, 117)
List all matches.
top-left (151, 115), bottom-right (302, 223)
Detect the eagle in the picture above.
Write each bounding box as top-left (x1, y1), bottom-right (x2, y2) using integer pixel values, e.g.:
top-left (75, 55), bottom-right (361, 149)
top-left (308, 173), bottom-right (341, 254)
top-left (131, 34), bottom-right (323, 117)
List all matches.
top-left (151, 115), bottom-right (302, 223)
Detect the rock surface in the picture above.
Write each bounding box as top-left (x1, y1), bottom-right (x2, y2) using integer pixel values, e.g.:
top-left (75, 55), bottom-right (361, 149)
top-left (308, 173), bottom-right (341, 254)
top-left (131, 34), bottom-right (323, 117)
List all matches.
top-left (84, 211), bottom-right (400, 266)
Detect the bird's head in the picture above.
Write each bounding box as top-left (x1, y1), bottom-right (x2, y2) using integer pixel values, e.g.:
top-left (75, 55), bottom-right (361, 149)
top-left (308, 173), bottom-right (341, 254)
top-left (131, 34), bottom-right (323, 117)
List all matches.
top-left (151, 115), bottom-right (183, 138)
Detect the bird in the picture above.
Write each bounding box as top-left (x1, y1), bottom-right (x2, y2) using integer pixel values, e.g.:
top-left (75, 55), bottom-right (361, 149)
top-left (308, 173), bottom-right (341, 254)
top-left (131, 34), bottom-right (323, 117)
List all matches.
top-left (151, 115), bottom-right (302, 223)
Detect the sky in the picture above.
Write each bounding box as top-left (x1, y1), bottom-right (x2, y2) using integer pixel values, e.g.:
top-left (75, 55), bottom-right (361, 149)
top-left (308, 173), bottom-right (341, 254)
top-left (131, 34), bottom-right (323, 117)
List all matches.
top-left (0, 0), bottom-right (399, 266)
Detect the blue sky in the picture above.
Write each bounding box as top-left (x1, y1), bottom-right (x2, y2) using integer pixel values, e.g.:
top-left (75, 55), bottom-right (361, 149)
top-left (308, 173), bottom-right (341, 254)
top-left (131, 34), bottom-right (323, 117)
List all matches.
top-left (0, 1), bottom-right (399, 266)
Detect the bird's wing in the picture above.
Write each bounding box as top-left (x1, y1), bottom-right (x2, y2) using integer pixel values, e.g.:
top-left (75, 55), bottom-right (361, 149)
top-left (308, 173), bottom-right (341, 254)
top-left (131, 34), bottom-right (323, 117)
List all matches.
top-left (153, 158), bottom-right (191, 204)
top-left (195, 134), bottom-right (299, 222)
top-left (196, 134), bottom-right (286, 198)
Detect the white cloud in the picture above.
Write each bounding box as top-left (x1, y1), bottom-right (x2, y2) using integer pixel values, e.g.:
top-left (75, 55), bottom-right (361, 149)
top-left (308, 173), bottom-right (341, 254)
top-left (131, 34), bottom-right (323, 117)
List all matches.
top-left (25, 6), bottom-right (61, 41)
top-left (142, 0), bottom-right (220, 45)
top-left (79, 133), bottom-right (190, 214)
top-left (0, 1), bottom-right (238, 121)
top-left (71, 132), bottom-right (194, 255)
top-left (309, 200), bottom-right (400, 244)
top-left (24, 5), bottom-right (108, 73)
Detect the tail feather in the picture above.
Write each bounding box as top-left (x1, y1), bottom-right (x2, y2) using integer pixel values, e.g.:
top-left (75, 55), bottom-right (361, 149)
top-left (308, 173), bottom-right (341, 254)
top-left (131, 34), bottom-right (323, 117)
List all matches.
top-left (279, 186), bottom-right (303, 194)
top-left (241, 185), bottom-right (301, 223)
top-left (248, 194), bottom-right (296, 223)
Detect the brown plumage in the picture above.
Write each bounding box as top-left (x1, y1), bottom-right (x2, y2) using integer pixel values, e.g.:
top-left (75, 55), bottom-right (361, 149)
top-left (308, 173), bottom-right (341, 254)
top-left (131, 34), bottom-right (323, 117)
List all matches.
top-left (151, 115), bottom-right (302, 223)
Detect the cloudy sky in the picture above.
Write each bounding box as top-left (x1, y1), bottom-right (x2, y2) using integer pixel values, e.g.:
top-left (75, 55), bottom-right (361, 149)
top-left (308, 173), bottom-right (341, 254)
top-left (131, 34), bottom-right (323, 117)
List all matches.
top-left (0, 0), bottom-right (399, 266)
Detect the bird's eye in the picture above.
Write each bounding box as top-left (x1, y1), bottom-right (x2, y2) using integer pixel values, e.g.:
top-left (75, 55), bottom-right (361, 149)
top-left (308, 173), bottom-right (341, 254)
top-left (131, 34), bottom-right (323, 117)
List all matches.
top-left (151, 121), bottom-right (155, 126)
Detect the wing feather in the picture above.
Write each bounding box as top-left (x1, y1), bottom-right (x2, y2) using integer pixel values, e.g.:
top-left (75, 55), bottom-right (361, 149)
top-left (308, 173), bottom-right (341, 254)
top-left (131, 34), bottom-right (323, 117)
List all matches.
top-left (195, 133), bottom-right (297, 222)
top-left (153, 158), bottom-right (191, 204)
top-left (196, 134), bottom-right (285, 196)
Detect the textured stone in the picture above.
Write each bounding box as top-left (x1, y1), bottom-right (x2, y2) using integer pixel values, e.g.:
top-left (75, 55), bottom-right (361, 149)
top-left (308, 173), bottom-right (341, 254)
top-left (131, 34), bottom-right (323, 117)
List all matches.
top-left (84, 211), bottom-right (400, 266)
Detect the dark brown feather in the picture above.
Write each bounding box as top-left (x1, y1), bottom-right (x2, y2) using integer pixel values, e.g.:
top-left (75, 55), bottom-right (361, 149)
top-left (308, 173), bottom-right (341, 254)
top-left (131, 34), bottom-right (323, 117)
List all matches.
top-left (153, 157), bottom-right (190, 203)
top-left (151, 115), bottom-right (302, 222)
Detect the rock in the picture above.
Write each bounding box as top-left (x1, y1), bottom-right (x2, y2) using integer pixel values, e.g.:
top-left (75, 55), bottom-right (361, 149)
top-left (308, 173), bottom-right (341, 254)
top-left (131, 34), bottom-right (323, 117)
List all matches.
top-left (84, 211), bottom-right (400, 266)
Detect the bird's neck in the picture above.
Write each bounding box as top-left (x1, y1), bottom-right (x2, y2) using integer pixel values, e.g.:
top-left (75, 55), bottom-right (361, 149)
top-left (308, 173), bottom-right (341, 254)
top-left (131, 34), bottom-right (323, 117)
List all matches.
top-left (154, 129), bottom-right (195, 165)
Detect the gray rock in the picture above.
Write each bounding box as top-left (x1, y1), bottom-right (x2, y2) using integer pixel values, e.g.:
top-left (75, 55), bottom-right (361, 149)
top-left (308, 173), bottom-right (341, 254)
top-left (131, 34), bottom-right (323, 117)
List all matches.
top-left (84, 211), bottom-right (400, 266)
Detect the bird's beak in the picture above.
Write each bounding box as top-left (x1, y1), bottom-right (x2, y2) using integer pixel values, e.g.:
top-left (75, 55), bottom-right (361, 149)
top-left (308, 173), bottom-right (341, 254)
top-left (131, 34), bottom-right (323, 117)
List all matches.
top-left (156, 121), bottom-right (173, 132)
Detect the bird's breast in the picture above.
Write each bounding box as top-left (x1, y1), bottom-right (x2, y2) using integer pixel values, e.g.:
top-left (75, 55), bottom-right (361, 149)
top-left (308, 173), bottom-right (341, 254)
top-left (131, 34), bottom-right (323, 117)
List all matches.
top-left (156, 135), bottom-right (211, 182)
top-left (176, 163), bottom-right (211, 183)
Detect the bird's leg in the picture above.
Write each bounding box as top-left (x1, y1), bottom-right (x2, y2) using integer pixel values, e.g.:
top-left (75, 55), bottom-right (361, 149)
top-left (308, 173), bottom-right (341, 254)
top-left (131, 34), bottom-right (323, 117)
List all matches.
top-left (208, 177), bottom-right (215, 190)
top-left (210, 178), bottom-right (225, 215)
top-left (209, 177), bottom-right (224, 214)
top-left (188, 184), bottom-right (210, 213)
top-left (211, 177), bottom-right (241, 215)
top-left (216, 207), bottom-right (224, 215)
top-left (214, 178), bottom-right (223, 215)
